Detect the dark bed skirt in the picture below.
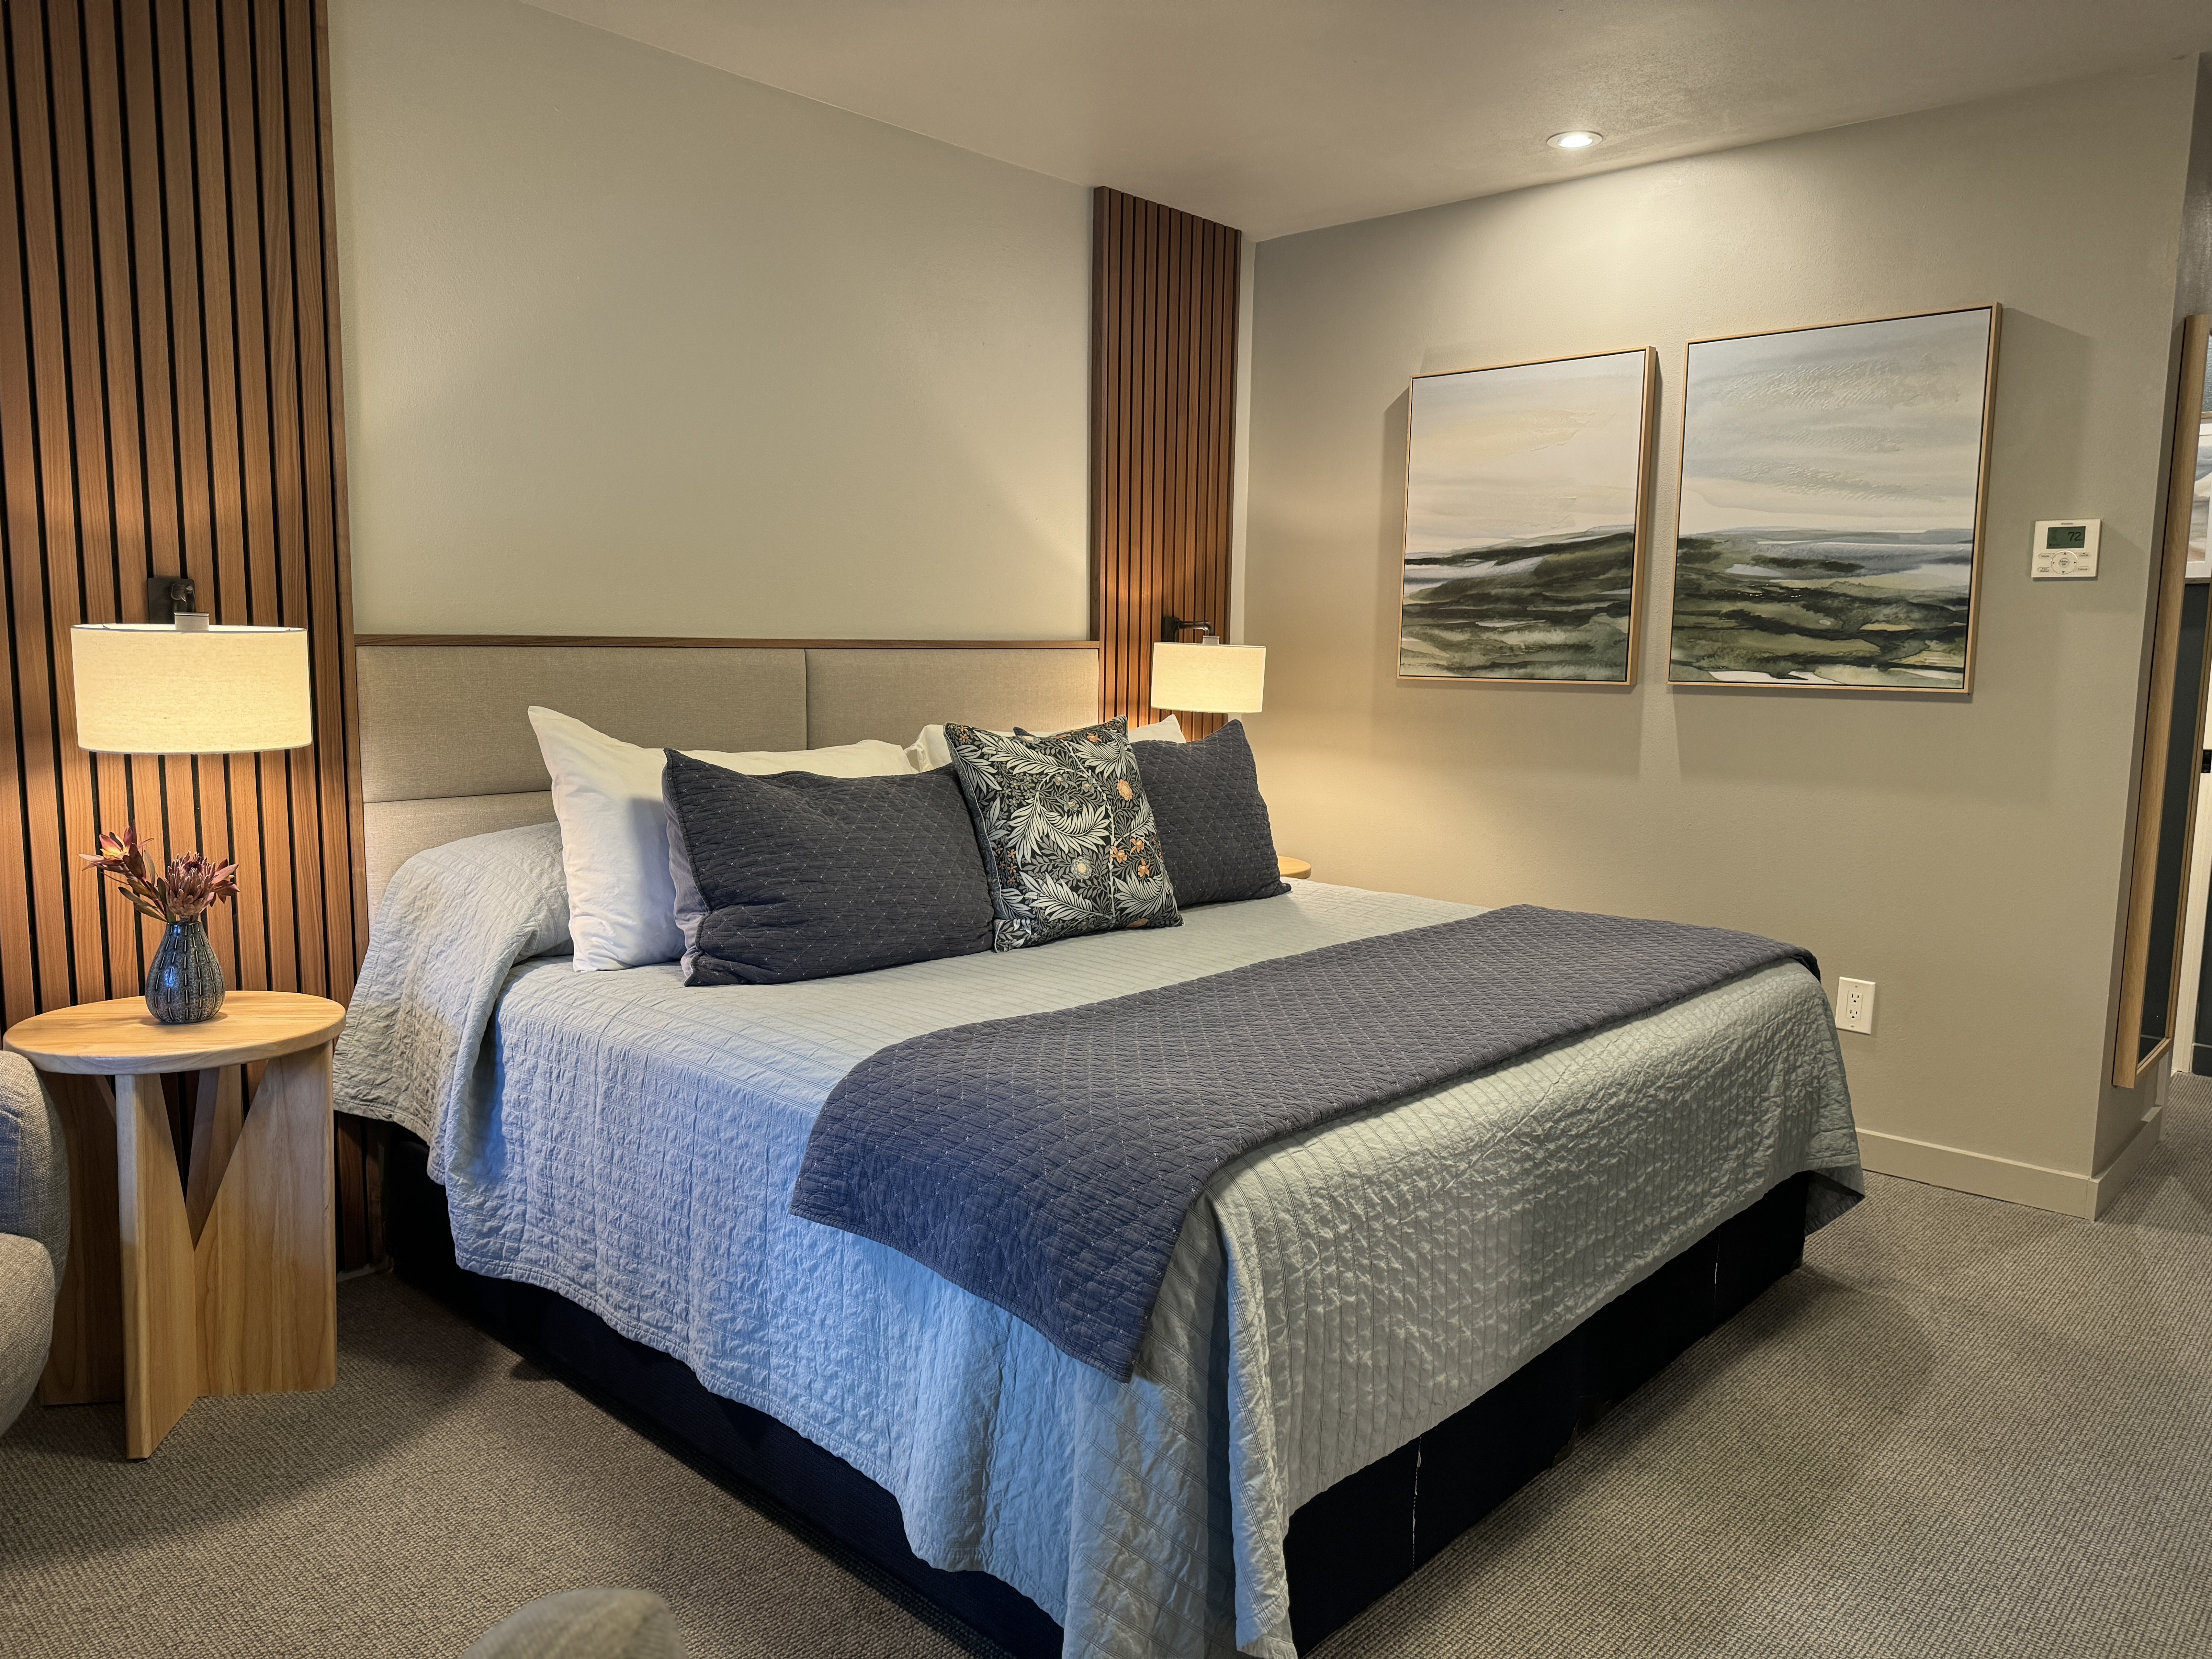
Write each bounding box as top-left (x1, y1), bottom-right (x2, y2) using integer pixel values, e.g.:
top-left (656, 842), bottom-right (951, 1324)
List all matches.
top-left (385, 1139), bottom-right (1808, 1657)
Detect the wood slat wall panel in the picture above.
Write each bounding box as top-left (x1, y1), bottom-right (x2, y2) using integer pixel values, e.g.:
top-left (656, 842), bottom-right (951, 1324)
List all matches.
top-left (10, 0), bottom-right (81, 1014)
top-left (1091, 188), bottom-right (1241, 737)
top-left (0, 0), bottom-right (372, 1264)
top-left (47, 2), bottom-right (117, 1008)
top-left (79, 0), bottom-right (150, 1000)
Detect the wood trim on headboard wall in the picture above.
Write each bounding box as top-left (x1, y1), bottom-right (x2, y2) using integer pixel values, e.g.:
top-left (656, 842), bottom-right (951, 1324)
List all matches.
top-left (1091, 187), bottom-right (1242, 738)
top-left (0, 2), bottom-right (377, 1264)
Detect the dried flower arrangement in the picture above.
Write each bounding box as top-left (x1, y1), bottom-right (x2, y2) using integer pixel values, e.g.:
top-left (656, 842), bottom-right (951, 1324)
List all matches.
top-left (81, 827), bottom-right (240, 923)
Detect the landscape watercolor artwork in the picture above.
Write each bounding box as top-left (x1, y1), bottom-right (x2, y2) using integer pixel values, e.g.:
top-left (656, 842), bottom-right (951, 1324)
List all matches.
top-left (1669, 306), bottom-right (1999, 692)
top-left (1400, 348), bottom-right (1654, 684)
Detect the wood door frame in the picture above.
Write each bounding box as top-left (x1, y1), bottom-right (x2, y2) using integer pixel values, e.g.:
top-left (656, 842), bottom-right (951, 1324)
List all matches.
top-left (2113, 313), bottom-right (2212, 1088)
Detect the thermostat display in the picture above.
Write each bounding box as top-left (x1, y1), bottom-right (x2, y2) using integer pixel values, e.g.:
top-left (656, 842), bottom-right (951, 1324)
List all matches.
top-left (2032, 519), bottom-right (2100, 579)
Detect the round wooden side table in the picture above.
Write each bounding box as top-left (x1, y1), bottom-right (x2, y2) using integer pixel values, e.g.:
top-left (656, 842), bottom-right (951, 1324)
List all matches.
top-left (4, 991), bottom-right (346, 1458)
top-left (1278, 856), bottom-right (1313, 881)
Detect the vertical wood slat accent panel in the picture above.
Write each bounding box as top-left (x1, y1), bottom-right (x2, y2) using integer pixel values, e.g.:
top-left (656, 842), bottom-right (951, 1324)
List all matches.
top-left (0, 1), bottom-right (373, 1263)
top-left (1091, 188), bottom-right (1242, 738)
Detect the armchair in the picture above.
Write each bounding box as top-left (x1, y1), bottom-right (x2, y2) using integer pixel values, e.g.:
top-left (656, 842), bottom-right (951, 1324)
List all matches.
top-left (0, 1050), bottom-right (68, 1433)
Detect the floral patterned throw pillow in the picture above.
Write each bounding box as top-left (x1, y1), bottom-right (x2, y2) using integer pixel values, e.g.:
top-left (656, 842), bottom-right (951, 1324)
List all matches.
top-left (943, 717), bottom-right (1182, 951)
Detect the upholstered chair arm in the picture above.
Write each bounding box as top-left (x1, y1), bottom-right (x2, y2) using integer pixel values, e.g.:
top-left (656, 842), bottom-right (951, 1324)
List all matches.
top-left (0, 1052), bottom-right (67, 1278)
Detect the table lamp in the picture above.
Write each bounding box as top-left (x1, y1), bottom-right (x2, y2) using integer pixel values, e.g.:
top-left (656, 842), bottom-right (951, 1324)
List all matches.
top-left (69, 614), bottom-right (313, 1020)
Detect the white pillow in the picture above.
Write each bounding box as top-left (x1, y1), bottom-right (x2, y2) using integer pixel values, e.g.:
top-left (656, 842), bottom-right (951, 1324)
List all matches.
top-left (908, 714), bottom-right (1183, 771)
top-left (529, 706), bottom-right (916, 971)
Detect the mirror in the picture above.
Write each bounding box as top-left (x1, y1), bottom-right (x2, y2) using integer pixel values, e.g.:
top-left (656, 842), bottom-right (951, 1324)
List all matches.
top-left (2116, 314), bottom-right (2212, 1087)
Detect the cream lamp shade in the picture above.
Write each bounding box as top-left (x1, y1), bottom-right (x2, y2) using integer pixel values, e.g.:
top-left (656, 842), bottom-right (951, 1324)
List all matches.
top-left (1151, 640), bottom-right (1265, 714)
top-left (71, 623), bottom-right (313, 754)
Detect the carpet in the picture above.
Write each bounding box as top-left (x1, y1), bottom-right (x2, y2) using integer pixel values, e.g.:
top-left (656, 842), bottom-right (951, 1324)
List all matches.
top-left (5, 1087), bottom-right (2210, 1658)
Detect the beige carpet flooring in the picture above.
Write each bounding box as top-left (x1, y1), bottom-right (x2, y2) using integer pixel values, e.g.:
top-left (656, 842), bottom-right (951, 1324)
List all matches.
top-left (5, 1084), bottom-right (2211, 1659)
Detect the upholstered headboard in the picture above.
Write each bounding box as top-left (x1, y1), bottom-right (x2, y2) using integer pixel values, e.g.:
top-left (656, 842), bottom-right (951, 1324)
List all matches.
top-left (356, 641), bottom-right (1102, 914)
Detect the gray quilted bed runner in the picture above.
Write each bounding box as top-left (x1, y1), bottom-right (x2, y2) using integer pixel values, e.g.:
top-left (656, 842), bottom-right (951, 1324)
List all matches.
top-left (789, 903), bottom-right (1819, 1382)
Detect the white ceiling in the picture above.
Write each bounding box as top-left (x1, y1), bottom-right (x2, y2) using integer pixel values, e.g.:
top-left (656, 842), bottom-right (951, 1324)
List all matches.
top-left (523, 1), bottom-right (2212, 240)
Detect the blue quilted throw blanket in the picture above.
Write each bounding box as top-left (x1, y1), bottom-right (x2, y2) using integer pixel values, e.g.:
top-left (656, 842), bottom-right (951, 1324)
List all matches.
top-left (788, 904), bottom-right (1819, 1382)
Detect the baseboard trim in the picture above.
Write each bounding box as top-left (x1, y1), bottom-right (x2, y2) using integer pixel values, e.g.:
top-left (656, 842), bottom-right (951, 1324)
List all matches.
top-left (1857, 1110), bottom-right (2163, 1219)
top-left (2090, 1105), bottom-right (2163, 1218)
top-left (1856, 1129), bottom-right (2089, 1216)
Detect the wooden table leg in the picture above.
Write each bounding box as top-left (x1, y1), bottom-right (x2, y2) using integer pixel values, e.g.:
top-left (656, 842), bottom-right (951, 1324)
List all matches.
top-left (38, 1072), bottom-right (122, 1407)
top-left (184, 1065), bottom-right (243, 1241)
top-left (33, 1038), bottom-right (338, 1451)
top-left (115, 1073), bottom-right (201, 1458)
top-left (197, 1041), bottom-right (337, 1395)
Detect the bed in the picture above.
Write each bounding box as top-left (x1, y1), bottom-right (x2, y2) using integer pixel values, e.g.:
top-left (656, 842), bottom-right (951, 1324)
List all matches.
top-left (338, 639), bottom-right (1862, 1659)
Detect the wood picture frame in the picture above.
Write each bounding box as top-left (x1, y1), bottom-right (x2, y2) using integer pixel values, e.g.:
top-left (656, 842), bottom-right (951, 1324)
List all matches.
top-left (1398, 346), bottom-right (1658, 686)
top-left (2112, 313), bottom-right (2212, 1089)
top-left (1666, 305), bottom-right (2002, 694)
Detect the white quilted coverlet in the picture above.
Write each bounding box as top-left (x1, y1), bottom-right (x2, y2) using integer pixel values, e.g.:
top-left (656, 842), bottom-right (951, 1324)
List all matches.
top-left (338, 824), bottom-right (1861, 1659)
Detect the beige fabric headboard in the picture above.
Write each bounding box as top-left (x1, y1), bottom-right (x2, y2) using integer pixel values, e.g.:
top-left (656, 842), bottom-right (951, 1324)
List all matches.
top-left (357, 642), bottom-right (1102, 915)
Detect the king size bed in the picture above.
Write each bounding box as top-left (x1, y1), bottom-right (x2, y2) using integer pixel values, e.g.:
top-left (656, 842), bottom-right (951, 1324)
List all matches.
top-left (338, 638), bottom-right (1862, 1659)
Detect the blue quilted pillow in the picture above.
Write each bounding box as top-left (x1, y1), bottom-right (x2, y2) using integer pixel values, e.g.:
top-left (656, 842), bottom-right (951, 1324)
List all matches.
top-left (662, 750), bottom-right (994, 984)
top-left (1130, 721), bottom-right (1290, 907)
top-left (942, 717), bottom-right (1182, 951)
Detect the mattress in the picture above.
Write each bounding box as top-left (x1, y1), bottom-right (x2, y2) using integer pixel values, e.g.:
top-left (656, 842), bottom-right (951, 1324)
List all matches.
top-left (336, 823), bottom-right (1861, 1659)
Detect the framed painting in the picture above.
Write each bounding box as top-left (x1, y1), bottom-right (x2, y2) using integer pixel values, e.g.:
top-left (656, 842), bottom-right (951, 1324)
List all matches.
top-left (1667, 305), bottom-right (2001, 692)
top-left (1399, 346), bottom-right (1657, 685)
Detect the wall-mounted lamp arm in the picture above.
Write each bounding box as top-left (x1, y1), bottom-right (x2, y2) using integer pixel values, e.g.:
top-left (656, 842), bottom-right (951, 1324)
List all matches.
top-left (146, 573), bottom-right (197, 624)
top-left (1159, 613), bottom-right (1216, 644)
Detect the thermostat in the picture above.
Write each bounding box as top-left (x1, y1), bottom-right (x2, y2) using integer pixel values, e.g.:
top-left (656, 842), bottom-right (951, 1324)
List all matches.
top-left (2031, 519), bottom-right (2100, 579)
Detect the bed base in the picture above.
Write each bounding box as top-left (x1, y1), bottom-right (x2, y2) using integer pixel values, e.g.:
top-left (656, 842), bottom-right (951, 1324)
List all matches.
top-left (385, 1139), bottom-right (1808, 1656)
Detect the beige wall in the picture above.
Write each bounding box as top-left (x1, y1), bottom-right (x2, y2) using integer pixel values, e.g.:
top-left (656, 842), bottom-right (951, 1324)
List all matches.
top-left (328, 0), bottom-right (1091, 640)
top-left (1242, 62), bottom-right (2206, 1213)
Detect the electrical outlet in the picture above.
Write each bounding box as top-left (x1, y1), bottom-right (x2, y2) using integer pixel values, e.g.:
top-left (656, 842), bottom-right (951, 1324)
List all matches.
top-left (1836, 977), bottom-right (1876, 1035)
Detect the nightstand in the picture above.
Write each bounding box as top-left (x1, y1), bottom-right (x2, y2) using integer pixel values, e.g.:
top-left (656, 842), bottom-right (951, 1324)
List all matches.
top-left (1278, 856), bottom-right (1313, 881)
top-left (4, 991), bottom-right (345, 1458)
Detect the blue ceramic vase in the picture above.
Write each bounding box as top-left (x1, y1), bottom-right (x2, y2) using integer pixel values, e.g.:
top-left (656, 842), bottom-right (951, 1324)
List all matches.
top-left (146, 917), bottom-right (225, 1024)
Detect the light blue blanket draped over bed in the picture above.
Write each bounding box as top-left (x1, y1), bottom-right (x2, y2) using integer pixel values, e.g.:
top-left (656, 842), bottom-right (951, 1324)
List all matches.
top-left (337, 823), bottom-right (1861, 1659)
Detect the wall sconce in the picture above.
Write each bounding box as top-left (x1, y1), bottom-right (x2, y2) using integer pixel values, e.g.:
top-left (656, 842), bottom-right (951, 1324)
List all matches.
top-left (72, 617), bottom-right (313, 755)
top-left (1152, 628), bottom-right (1266, 716)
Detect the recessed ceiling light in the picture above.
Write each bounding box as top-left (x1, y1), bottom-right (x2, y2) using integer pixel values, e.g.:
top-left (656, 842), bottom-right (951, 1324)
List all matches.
top-left (1547, 130), bottom-right (1603, 151)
